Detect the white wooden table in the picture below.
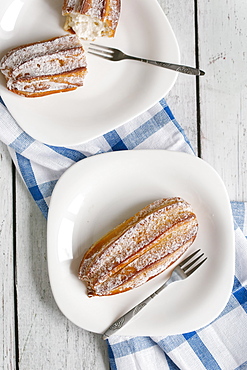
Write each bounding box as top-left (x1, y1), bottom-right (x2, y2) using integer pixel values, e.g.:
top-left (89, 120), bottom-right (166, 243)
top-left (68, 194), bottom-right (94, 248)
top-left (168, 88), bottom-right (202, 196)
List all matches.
top-left (1, 0), bottom-right (246, 368)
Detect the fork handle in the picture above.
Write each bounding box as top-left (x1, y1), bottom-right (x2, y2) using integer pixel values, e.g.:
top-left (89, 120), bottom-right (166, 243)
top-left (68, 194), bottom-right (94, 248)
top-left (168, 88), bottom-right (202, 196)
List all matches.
top-left (102, 278), bottom-right (172, 340)
top-left (126, 55), bottom-right (205, 76)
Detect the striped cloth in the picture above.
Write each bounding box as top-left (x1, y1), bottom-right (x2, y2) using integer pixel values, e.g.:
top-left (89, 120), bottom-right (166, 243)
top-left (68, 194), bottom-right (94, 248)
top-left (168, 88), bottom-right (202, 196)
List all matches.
top-left (0, 96), bottom-right (247, 370)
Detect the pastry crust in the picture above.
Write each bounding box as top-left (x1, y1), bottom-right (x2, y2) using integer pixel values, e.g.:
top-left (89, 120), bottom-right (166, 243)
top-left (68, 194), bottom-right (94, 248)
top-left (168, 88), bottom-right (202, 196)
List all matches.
top-left (78, 197), bottom-right (199, 296)
top-left (62, 0), bottom-right (121, 40)
top-left (0, 35), bottom-right (87, 97)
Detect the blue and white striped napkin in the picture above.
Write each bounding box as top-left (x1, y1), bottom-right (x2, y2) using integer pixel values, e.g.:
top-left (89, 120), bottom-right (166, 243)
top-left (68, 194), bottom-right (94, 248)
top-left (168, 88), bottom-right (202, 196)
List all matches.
top-left (0, 96), bottom-right (247, 370)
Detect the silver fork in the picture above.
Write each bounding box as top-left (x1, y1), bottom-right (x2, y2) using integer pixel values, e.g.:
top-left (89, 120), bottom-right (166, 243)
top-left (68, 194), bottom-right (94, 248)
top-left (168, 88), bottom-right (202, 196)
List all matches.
top-left (102, 249), bottom-right (207, 340)
top-left (89, 44), bottom-right (205, 76)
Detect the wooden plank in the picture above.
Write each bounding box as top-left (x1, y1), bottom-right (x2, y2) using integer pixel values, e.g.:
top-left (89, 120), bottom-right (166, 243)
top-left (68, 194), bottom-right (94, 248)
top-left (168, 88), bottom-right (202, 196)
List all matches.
top-left (198, 0), bottom-right (247, 201)
top-left (15, 176), bottom-right (109, 369)
top-left (0, 143), bottom-right (16, 369)
top-left (159, 0), bottom-right (198, 153)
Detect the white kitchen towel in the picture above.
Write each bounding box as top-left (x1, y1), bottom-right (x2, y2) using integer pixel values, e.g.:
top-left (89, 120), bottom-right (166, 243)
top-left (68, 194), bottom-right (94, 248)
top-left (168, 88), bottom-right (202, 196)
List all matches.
top-left (0, 97), bottom-right (193, 219)
top-left (1, 96), bottom-right (246, 370)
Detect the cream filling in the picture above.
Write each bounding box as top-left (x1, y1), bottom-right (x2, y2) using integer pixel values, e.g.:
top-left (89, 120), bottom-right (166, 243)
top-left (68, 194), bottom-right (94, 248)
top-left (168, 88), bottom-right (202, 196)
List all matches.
top-left (65, 14), bottom-right (108, 40)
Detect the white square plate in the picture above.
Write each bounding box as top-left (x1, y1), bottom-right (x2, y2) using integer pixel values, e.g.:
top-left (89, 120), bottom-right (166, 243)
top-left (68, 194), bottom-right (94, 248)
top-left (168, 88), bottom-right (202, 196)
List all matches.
top-left (0, 0), bottom-right (179, 146)
top-left (47, 150), bottom-right (235, 336)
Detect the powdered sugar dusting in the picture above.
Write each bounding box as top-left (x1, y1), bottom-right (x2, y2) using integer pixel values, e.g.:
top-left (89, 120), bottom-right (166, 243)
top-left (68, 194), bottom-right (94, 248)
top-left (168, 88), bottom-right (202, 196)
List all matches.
top-left (104, 0), bottom-right (120, 29)
top-left (0, 35), bottom-right (83, 76)
top-left (80, 198), bottom-right (190, 279)
top-left (95, 220), bottom-right (198, 295)
top-left (87, 205), bottom-right (192, 284)
top-left (86, 0), bottom-right (105, 19)
top-left (9, 69), bottom-right (87, 94)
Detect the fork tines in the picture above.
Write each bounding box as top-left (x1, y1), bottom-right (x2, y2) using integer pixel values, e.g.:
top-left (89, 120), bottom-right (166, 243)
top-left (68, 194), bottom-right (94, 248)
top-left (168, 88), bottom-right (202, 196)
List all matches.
top-left (88, 44), bottom-right (114, 59)
top-left (180, 249), bottom-right (207, 277)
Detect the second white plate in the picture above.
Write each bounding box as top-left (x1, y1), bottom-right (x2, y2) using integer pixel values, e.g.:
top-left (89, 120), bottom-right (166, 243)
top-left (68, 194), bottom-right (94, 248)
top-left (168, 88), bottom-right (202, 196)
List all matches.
top-left (0, 0), bottom-right (179, 146)
top-left (47, 150), bottom-right (235, 336)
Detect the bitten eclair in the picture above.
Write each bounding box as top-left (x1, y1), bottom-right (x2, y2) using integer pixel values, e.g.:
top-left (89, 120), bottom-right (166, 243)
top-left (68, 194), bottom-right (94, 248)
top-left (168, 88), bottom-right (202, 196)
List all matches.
top-left (62, 0), bottom-right (121, 40)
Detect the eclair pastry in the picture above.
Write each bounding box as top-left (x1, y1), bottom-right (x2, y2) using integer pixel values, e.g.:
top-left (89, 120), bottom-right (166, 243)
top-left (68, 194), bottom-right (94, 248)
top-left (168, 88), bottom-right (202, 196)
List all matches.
top-left (62, 0), bottom-right (121, 40)
top-left (78, 197), bottom-right (198, 297)
top-left (0, 34), bottom-right (87, 97)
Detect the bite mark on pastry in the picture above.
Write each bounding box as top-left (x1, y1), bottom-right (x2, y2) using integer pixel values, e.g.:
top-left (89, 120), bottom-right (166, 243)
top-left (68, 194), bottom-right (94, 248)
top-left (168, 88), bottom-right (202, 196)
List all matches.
top-left (62, 0), bottom-right (121, 40)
